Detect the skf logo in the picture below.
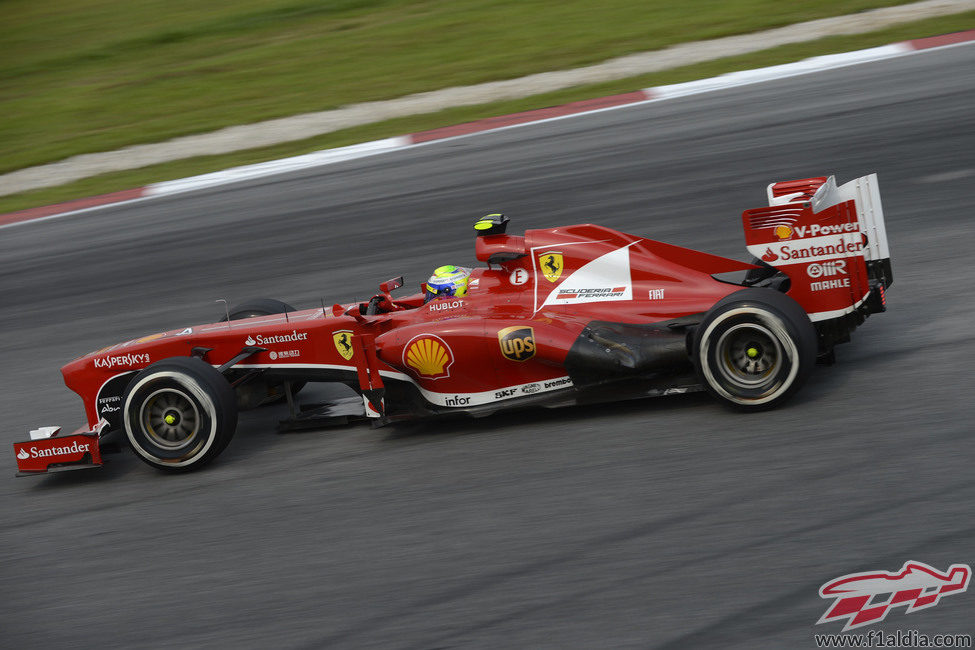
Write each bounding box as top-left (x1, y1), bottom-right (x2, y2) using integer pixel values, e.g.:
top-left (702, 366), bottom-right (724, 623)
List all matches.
top-left (538, 252), bottom-right (563, 283)
top-left (333, 330), bottom-right (354, 360)
top-left (498, 326), bottom-right (535, 362)
top-left (403, 334), bottom-right (453, 379)
top-left (817, 561), bottom-right (971, 631)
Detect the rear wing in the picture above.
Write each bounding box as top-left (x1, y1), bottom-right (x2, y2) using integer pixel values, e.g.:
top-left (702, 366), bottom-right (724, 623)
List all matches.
top-left (742, 174), bottom-right (892, 322)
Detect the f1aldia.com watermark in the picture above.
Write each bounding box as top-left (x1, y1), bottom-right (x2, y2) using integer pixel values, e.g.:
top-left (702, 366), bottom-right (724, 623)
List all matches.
top-left (815, 629), bottom-right (971, 648)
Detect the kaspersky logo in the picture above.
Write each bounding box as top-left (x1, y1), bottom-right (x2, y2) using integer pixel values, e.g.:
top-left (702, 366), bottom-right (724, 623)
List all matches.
top-left (93, 353), bottom-right (150, 369)
top-left (403, 334), bottom-right (453, 379)
top-left (817, 561), bottom-right (971, 631)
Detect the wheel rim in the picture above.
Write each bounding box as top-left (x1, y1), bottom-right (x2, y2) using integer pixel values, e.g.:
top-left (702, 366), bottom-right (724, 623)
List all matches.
top-left (140, 388), bottom-right (200, 451)
top-left (715, 323), bottom-right (782, 389)
top-left (698, 306), bottom-right (801, 406)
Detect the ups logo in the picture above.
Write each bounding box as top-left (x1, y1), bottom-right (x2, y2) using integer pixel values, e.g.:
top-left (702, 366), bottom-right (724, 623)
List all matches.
top-left (498, 326), bottom-right (535, 362)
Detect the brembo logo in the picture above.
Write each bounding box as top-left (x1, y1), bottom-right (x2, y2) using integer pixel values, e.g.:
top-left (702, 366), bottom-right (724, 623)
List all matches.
top-left (19, 441), bottom-right (91, 459)
top-left (94, 353), bottom-right (150, 369)
top-left (818, 561), bottom-right (971, 631)
top-left (245, 330), bottom-right (309, 346)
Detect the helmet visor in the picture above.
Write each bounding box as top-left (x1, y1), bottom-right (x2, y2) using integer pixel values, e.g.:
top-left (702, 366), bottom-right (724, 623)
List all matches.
top-left (425, 281), bottom-right (457, 302)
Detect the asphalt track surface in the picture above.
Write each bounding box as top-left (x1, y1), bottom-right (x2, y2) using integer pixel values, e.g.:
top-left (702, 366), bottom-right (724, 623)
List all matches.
top-left (3, 44), bottom-right (974, 649)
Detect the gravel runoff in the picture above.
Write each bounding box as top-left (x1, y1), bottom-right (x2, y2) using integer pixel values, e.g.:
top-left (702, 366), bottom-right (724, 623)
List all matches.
top-left (2, 0), bottom-right (972, 197)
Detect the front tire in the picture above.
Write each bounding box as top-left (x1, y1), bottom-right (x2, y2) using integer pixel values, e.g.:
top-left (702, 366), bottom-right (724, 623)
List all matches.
top-left (222, 298), bottom-right (296, 321)
top-left (693, 288), bottom-right (816, 411)
top-left (122, 357), bottom-right (238, 471)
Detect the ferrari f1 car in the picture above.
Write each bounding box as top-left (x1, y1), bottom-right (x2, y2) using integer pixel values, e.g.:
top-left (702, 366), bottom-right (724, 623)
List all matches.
top-left (14, 173), bottom-right (892, 475)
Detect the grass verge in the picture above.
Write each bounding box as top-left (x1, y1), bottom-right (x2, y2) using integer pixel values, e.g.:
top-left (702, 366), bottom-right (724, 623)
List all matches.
top-left (2, 0), bottom-right (919, 174)
top-left (0, 10), bottom-right (972, 216)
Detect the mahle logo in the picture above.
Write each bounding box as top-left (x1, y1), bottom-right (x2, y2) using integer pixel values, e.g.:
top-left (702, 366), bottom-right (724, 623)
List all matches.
top-left (498, 326), bottom-right (535, 362)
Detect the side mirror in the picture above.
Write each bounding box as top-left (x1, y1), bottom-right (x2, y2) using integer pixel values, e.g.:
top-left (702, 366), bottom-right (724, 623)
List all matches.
top-left (379, 276), bottom-right (404, 294)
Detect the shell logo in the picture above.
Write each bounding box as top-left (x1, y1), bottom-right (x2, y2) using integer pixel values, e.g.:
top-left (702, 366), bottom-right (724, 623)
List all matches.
top-left (403, 334), bottom-right (453, 380)
top-left (774, 224), bottom-right (794, 240)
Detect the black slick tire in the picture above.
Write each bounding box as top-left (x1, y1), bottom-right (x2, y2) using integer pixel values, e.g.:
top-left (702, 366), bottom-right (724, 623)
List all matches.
top-left (122, 357), bottom-right (238, 472)
top-left (693, 288), bottom-right (816, 411)
top-left (223, 298), bottom-right (296, 321)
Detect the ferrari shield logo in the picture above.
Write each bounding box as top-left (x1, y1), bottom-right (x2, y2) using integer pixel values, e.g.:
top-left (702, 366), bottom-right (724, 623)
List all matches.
top-left (538, 252), bottom-right (563, 283)
top-left (332, 330), bottom-right (354, 361)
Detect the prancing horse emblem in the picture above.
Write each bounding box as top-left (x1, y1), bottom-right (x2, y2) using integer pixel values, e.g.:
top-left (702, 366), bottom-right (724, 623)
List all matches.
top-left (539, 252), bottom-right (563, 283)
top-left (333, 330), bottom-right (354, 361)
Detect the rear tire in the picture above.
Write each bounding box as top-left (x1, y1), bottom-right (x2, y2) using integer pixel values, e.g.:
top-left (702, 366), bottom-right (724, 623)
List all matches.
top-left (693, 288), bottom-right (816, 411)
top-left (122, 357), bottom-right (238, 472)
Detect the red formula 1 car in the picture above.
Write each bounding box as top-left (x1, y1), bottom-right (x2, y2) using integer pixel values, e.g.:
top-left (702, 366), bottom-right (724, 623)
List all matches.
top-left (14, 173), bottom-right (892, 475)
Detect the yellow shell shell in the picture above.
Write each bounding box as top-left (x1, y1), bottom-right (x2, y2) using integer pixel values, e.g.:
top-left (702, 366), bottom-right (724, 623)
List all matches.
top-left (405, 337), bottom-right (451, 377)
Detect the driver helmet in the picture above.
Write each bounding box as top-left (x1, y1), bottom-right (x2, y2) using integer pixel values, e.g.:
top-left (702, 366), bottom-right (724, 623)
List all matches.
top-left (425, 265), bottom-right (472, 302)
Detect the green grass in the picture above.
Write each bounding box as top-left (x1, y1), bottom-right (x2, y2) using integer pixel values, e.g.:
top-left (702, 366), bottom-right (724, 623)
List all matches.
top-left (2, 0), bottom-right (922, 176)
top-left (1, 8), bottom-right (972, 216)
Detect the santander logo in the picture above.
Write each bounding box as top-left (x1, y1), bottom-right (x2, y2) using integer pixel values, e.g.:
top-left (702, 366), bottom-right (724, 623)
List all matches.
top-left (17, 440), bottom-right (91, 460)
top-left (762, 248), bottom-right (779, 262)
